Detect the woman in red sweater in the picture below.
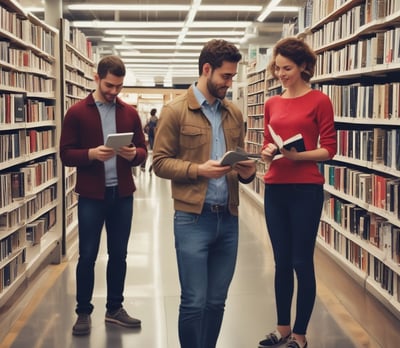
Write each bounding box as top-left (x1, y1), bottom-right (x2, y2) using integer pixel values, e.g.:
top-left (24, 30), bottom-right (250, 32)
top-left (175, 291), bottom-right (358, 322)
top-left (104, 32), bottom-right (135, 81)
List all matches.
top-left (258, 38), bottom-right (337, 348)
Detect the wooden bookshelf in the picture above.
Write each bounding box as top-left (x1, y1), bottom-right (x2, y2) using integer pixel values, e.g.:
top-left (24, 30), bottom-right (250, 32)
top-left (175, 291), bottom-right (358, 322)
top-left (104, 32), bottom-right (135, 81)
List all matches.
top-left (0, 0), bottom-right (62, 307)
top-left (308, 0), bottom-right (400, 319)
top-left (59, 18), bottom-right (95, 255)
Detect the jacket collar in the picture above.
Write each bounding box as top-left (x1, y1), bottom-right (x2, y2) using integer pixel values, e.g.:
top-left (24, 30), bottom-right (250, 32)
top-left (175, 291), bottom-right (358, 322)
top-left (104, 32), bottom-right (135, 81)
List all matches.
top-left (187, 84), bottom-right (229, 111)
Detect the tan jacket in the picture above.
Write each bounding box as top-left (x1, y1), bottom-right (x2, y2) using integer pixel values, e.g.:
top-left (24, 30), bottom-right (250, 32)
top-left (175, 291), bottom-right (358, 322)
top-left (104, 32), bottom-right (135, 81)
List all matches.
top-left (152, 85), bottom-right (250, 216)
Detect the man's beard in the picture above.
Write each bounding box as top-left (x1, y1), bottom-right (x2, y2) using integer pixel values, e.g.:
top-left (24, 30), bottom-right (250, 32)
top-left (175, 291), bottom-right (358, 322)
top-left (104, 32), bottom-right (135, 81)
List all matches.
top-left (207, 77), bottom-right (228, 100)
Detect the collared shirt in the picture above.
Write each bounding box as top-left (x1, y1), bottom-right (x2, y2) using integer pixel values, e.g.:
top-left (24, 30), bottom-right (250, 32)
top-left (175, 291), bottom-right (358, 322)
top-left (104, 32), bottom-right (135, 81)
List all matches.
top-left (96, 100), bottom-right (118, 187)
top-left (193, 83), bottom-right (228, 205)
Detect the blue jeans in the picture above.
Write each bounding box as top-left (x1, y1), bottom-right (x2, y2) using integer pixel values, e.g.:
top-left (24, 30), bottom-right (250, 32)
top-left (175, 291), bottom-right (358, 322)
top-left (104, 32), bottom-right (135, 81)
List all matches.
top-left (264, 184), bottom-right (323, 335)
top-left (75, 187), bottom-right (133, 314)
top-left (174, 207), bottom-right (238, 348)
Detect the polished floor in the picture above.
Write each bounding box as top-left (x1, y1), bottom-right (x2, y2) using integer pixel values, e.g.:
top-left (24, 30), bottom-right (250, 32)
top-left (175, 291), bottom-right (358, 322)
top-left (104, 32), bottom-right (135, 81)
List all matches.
top-left (1, 165), bottom-right (399, 348)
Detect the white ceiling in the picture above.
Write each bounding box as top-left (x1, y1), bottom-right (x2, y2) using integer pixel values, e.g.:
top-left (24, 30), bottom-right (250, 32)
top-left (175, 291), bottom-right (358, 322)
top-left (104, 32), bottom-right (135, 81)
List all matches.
top-left (22, 0), bottom-right (305, 87)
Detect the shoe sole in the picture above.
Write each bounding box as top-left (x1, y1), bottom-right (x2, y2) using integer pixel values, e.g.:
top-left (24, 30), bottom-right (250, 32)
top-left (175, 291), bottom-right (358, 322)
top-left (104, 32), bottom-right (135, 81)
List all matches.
top-left (105, 317), bottom-right (141, 328)
top-left (72, 329), bottom-right (90, 336)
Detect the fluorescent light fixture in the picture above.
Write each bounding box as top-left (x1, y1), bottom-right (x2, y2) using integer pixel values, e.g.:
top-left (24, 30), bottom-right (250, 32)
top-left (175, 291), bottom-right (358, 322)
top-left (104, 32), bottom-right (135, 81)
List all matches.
top-left (186, 30), bottom-right (245, 36)
top-left (105, 30), bottom-right (181, 36)
top-left (183, 37), bottom-right (242, 44)
top-left (68, 4), bottom-right (190, 11)
top-left (190, 21), bottom-right (251, 28)
top-left (103, 37), bottom-right (177, 43)
top-left (120, 52), bottom-right (200, 57)
top-left (113, 44), bottom-right (204, 50)
top-left (122, 58), bottom-right (197, 64)
top-left (72, 21), bottom-right (185, 28)
top-left (257, 0), bottom-right (282, 22)
top-left (198, 5), bottom-right (262, 12)
top-left (72, 21), bottom-right (251, 29)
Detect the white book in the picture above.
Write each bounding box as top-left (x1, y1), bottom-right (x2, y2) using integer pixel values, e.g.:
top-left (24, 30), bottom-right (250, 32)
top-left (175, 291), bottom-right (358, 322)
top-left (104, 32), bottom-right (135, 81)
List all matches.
top-left (105, 132), bottom-right (134, 150)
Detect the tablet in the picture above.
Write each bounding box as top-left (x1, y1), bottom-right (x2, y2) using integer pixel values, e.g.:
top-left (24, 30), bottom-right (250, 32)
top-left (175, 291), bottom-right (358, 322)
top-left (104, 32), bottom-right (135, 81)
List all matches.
top-left (105, 132), bottom-right (134, 150)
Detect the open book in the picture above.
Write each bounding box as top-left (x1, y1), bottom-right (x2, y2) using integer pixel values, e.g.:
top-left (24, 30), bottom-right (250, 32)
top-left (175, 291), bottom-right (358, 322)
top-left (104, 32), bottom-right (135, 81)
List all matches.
top-left (220, 147), bottom-right (260, 166)
top-left (267, 124), bottom-right (305, 160)
top-left (105, 132), bottom-right (134, 150)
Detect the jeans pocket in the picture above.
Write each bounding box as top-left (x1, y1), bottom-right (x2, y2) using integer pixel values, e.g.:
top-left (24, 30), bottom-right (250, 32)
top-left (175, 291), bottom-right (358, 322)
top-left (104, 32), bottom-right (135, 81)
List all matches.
top-left (174, 210), bottom-right (199, 225)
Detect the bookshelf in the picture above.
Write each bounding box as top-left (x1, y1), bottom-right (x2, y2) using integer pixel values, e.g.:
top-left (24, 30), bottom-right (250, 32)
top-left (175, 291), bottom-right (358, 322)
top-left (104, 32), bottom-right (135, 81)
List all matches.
top-left (0, 0), bottom-right (61, 307)
top-left (59, 19), bottom-right (95, 255)
top-left (306, 0), bottom-right (400, 319)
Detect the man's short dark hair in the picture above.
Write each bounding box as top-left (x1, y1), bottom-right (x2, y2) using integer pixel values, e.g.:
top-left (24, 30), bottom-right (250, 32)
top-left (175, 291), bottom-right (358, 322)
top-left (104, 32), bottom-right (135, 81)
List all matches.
top-left (97, 55), bottom-right (126, 79)
top-left (198, 39), bottom-right (242, 76)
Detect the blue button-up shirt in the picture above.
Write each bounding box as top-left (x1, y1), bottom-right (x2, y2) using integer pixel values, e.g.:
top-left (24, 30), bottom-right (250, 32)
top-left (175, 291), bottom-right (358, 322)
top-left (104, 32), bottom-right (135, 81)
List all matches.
top-left (193, 84), bottom-right (228, 205)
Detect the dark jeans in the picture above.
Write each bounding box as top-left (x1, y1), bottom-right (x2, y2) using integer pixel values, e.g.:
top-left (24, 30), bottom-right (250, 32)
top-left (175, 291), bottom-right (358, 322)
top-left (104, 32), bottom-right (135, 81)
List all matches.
top-left (75, 187), bottom-right (133, 314)
top-left (264, 184), bottom-right (323, 335)
top-left (174, 207), bottom-right (238, 348)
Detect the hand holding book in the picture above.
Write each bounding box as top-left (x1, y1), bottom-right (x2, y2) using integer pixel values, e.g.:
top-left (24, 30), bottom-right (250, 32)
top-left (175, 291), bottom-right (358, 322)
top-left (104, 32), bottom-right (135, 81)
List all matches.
top-left (267, 124), bottom-right (305, 160)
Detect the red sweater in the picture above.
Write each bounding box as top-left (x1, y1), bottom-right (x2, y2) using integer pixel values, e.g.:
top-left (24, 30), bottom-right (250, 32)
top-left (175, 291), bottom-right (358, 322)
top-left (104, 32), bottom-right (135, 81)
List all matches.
top-left (263, 90), bottom-right (336, 184)
top-left (59, 93), bottom-right (147, 199)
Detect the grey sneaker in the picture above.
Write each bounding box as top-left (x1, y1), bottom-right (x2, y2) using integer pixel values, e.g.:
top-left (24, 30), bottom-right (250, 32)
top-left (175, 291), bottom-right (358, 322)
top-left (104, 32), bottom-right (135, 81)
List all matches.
top-left (105, 308), bottom-right (141, 328)
top-left (72, 314), bottom-right (91, 336)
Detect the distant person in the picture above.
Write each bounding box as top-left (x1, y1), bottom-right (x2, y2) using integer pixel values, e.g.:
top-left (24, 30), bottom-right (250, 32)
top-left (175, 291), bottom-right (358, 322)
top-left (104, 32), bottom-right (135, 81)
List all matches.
top-left (152, 39), bottom-right (256, 348)
top-left (141, 108), bottom-right (159, 173)
top-left (59, 55), bottom-right (147, 336)
top-left (146, 108), bottom-right (158, 150)
top-left (258, 37), bottom-right (337, 348)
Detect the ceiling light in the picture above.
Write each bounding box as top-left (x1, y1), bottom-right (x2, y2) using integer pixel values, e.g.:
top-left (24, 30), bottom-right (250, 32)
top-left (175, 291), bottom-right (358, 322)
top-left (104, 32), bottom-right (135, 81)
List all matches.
top-left (68, 4), bottom-right (190, 11)
top-left (103, 37), bottom-right (177, 43)
top-left (120, 52), bottom-right (200, 58)
top-left (104, 30), bottom-right (181, 36)
top-left (72, 21), bottom-right (185, 28)
top-left (257, 0), bottom-right (282, 22)
top-left (113, 44), bottom-right (204, 50)
top-left (198, 5), bottom-right (262, 12)
top-left (73, 21), bottom-right (252, 29)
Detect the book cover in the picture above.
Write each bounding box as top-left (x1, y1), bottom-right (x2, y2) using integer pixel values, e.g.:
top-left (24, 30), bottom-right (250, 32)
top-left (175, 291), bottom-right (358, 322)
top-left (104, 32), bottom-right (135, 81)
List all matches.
top-left (219, 148), bottom-right (260, 166)
top-left (267, 124), bottom-right (305, 160)
top-left (105, 132), bottom-right (134, 150)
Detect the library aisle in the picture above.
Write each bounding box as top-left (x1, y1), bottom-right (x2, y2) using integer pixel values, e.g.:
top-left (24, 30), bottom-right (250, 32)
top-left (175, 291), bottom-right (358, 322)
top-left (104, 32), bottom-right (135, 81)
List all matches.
top-left (0, 167), bottom-right (397, 348)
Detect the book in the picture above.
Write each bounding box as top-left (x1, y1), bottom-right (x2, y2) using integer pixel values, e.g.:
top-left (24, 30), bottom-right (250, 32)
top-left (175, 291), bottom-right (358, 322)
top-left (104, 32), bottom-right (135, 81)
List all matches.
top-left (267, 124), bottom-right (305, 160)
top-left (105, 132), bottom-right (134, 150)
top-left (219, 147), bottom-right (260, 166)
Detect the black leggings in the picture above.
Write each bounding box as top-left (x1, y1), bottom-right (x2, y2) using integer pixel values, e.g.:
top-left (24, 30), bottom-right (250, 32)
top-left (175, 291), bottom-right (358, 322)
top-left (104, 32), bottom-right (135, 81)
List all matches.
top-left (264, 183), bottom-right (323, 335)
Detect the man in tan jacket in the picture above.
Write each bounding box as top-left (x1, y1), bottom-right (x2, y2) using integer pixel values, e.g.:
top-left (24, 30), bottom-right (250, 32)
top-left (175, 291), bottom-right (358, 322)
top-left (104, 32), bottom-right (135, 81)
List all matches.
top-left (152, 39), bottom-right (256, 348)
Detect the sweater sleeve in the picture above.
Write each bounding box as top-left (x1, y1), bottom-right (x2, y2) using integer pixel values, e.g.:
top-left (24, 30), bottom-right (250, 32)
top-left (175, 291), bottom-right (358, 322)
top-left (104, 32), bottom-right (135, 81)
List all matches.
top-left (316, 93), bottom-right (337, 159)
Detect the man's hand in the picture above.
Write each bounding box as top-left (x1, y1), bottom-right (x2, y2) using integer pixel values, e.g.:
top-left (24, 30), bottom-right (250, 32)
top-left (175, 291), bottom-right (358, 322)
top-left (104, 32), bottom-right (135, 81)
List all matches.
top-left (117, 145), bottom-right (137, 161)
top-left (232, 159), bottom-right (256, 179)
top-left (89, 145), bottom-right (116, 162)
top-left (198, 159), bottom-right (232, 178)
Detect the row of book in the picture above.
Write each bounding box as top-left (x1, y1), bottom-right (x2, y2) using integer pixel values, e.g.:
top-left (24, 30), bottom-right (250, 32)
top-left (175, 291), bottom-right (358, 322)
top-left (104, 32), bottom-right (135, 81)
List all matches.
top-left (0, 6), bottom-right (55, 56)
top-left (336, 128), bottom-right (400, 170)
top-left (0, 156), bottom-right (56, 208)
top-left (314, 30), bottom-right (399, 78)
top-left (0, 94), bottom-right (56, 124)
top-left (247, 104), bottom-right (264, 117)
top-left (65, 69), bottom-right (94, 90)
top-left (6, 45), bottom-right (54, 75)
top-left (319, 221), bottom-right (399, 300)
top-left (323, 195), bottom-right (400, 263)
top-left (65, 47), bottom-right (95, 79)
top-left (25, 185), bottom-right (57, 223)
top-left (0, 204), bottom-right (24, 231)
top-left (0, 227), bottom-right (24, 263)
top-left (0, 69), bottom-right (54, 94)
top-left (26, 207), bottom-right (56, 246)
top-left (247, 115), bottom-right (264, 130)
top-left (63, 19), bottom-right (94, 60)
top-left (309, 0), bottom-right (399, 47)
top-left (322, 163), bottom-right (399, 214)
top-left (319, 82), bottom-right (400, 120)
top-left (0, 249), bottom-right (26, 294)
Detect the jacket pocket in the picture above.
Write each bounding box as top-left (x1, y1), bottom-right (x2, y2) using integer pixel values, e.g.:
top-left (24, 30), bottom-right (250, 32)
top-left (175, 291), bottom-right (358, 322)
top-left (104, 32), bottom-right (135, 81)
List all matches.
top-left (180, 125), bottom-right (207, 149)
